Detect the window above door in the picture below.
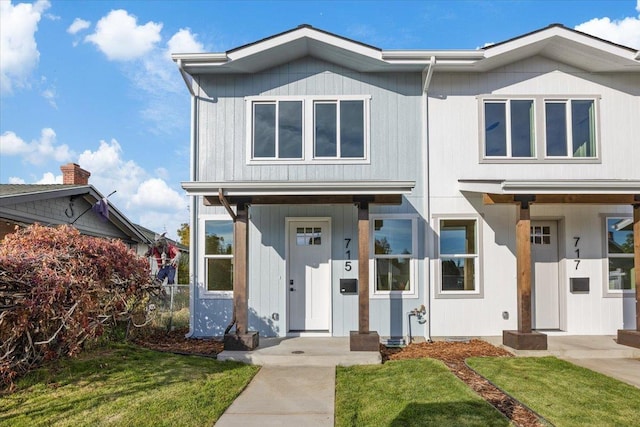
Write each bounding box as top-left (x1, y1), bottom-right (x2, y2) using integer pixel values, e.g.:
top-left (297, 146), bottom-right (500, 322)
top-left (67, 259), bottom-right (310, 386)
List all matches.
top-left (246, 95), bottom-right (371, 164)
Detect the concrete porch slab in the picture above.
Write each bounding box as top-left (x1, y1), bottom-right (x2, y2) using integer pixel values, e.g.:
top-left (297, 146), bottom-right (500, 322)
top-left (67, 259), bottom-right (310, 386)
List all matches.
top-left (217, 336), bottom-right (382, 366)
top-left (483, 335), bottom-right (640, 358)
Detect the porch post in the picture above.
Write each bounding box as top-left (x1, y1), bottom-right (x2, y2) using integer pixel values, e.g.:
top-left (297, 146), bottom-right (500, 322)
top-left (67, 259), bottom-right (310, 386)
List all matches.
top-left (358, 202), bottom-right (370, 334)
top-left (617, 201), bottom-right (640, 348)
top-left (224, 202), bottom-right (258, 350)
top-left (350, 200), bottom-right (380, 351)
top-left (503, 196), bottom-right (547, 350)
top-left (516, 202), bottom-right (532, 333)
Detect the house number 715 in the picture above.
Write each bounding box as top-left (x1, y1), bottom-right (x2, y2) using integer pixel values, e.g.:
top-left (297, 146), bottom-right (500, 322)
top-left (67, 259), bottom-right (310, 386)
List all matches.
top-left (345, 238), bottom-right (352, 271)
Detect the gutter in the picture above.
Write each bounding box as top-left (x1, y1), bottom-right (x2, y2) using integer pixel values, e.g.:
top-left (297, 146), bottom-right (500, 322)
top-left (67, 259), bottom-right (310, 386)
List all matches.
top-left (177, 59), bottom-right (195, 97)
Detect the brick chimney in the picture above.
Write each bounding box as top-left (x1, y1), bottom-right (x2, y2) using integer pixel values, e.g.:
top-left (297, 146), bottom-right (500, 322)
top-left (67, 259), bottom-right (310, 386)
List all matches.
top-left (60, 163), bottom-right (91, 185)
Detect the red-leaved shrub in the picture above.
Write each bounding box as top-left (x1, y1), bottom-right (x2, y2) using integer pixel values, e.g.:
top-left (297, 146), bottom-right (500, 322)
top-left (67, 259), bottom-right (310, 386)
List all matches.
top-left (0, 224), bottom-right (159, 390)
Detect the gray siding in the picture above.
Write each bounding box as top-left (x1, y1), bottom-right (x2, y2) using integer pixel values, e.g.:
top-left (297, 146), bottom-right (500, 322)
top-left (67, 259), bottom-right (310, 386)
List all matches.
top-left (195, 57), bottom-right (423, 190)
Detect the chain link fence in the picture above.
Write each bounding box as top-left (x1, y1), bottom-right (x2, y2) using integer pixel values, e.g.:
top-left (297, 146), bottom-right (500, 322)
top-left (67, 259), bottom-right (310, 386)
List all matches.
top-left (145, 283), bottom-right (190, 331)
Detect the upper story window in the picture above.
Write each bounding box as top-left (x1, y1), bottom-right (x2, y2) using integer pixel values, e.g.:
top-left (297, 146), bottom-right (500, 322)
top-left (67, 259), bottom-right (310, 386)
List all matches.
top-left (247, 96), bottom-right (370, 164)
top-left (481, 96), bottom-right (599, 162)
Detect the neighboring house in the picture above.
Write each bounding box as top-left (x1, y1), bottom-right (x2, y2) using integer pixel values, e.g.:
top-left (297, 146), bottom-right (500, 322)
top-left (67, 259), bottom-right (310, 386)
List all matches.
top-left (173, 24), bottom-right (640, 350)
top-left (0, 162), bottom-right (150, 253)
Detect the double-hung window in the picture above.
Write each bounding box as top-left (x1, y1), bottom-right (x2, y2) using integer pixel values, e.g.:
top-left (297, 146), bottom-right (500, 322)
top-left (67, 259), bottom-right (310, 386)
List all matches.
top-left (371, 216), bottom-right (417, 296)
top-left (437, 218), bottom-right (481, 296)
top-left (203, 220), bottom-right (234, 294)
top-left (247, 96), bottom-right (370, 163)
top-left (605, 217), bottom-right (635, 293)
top-left (481, 96), bottom-right (599, 162)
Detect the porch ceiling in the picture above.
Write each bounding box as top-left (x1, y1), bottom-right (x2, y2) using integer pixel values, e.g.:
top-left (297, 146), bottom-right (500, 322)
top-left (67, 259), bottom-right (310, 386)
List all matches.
top-left (181, 180), bottom-right (415, 206)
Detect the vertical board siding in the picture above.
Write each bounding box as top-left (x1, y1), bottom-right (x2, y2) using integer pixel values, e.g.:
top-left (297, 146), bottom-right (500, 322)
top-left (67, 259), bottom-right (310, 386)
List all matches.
top-left (196, 57), bottom-right (423, 185)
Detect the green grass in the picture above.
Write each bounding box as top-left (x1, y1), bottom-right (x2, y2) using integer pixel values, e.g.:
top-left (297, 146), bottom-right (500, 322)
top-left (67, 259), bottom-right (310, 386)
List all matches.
top-left (467, 356), bottom-right (640, 427)
top-left (0, 344), bottom-right (259, 427)
top-left (335, 358), bottom-right (509, 426)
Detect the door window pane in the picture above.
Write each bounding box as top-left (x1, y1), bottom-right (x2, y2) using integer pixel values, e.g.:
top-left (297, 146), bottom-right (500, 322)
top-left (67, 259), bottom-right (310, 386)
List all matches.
top-left (278, 101), bottom-right (303, 158)
top-left (253, 104), bottom-right (276, 157)
top-left (340, 100), bottom-right (364, 157)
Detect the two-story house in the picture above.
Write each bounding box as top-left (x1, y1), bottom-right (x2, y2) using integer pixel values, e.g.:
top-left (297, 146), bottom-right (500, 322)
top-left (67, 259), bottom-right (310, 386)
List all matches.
top-left (173, 24), bottom-right (640, 351)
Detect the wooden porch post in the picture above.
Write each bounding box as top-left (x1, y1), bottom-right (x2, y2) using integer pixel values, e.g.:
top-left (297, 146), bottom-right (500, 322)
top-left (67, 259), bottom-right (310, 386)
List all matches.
top-left (358, 202), bottom-right (370, 334)
top-left (350, 200), bottom-right (380, 351)
top-left (503, 196), bottom-right (547, 350)
top-left (234, 202), bottom-right (248, 335)
top-left (516, 202), bottom-right (532, 333)
top-left (618, 201), bottom-right (640, 348)
top-left (223, 202), bottom-right (258, 350)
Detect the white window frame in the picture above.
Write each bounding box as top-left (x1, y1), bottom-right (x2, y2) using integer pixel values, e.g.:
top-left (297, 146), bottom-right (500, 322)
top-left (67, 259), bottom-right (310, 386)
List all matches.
top-left (369, 214), bottom-right (418, 299)
top-left (434, 215), bottom-right (483, 299)
top-left (479, 95), bottom-right (600, 164)
top-left (246, 95), bottom-right (371, 165)
top-left (603, 215), bottom-right (635, 298)
top-left (199, 215), bottom-right (234, 299)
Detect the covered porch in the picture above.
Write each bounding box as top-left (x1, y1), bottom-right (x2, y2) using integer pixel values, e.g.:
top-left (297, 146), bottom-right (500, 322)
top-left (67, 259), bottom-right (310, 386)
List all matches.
top-left (459, 179), bottom-right (640, 350)
top-left (182, 180), bottom-right (415, 351)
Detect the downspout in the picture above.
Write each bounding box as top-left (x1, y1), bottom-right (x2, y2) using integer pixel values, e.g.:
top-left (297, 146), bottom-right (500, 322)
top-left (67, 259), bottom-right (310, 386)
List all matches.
top-left (422, 56), bottom-right (435, 343)
top-left (179, 59), bottom-right (197, 338)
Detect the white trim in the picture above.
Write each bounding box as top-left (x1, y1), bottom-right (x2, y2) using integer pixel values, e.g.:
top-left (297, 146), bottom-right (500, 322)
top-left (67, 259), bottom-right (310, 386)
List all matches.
top-left (369, 214), bottom-right (419, 299)
top-left (433, 214), bottom-right (484, 299)
top-left (198, 215), bottom-right (234, 299)
top-left (183, 180), bottom-right (415, 196)
top-left (602, 214), bottom-right (635, 298)
top-left (245, 95), bottom-right (371, 165)
top-left (458, 179), bottom-right (640, 195)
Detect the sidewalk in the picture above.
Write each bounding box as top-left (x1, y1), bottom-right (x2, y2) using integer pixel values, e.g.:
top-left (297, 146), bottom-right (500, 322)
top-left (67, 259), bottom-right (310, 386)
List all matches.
top-left (215, 366), bottom-right (335, 426)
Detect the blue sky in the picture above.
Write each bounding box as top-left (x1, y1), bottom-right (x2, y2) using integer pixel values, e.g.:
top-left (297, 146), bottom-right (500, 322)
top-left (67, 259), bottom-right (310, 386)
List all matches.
top-left (1, 0), bottom-right (639, 239)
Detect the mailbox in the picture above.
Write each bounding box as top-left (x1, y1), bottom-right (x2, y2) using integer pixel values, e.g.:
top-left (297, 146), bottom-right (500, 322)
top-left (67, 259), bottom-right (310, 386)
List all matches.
top-left (570, 277), bottom-right (590, 293)
top-left (340, 279), bottom-right (357, 294)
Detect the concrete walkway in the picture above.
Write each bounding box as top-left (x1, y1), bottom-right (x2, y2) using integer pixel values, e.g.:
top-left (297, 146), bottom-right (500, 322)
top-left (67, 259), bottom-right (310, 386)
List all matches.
top-left (215, 366), bottom-right (335, 426)
top-left (214, 335), bottom-right (640, 426)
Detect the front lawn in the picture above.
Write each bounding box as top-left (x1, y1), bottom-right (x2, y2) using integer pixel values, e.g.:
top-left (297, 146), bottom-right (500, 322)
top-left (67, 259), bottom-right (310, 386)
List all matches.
top-left (335, 358), bottom-right (509, 426)
top-left (467, 356), bottom-right (640, 427)
top-left (0, 344), bottom-right (259, 427)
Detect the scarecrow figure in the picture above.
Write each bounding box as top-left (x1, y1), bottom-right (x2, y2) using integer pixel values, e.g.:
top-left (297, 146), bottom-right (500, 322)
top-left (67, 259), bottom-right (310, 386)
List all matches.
top-left (146, 233), bottom-right (180, 285)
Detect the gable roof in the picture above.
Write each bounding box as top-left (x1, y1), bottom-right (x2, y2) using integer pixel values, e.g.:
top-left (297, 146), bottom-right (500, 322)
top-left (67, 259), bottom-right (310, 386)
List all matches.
top-left (172, 24), bottom-right (640, 78)
top-left (0, 184), bottom-right (149, 244)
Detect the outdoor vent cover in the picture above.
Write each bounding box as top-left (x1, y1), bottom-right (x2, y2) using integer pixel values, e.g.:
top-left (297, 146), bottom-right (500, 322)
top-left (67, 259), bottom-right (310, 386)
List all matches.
top-left (570, 277), bottom-right (590, 293)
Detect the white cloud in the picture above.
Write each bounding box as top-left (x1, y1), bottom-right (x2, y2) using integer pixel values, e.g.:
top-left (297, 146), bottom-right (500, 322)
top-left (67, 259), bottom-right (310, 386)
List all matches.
top-left (35, 172), bottom-right (61, 184)
top-left (67, 17), bottom-right (90, 35)
top-left (85, 9), bottom-right (162, 61)
top-left (575, 1), bottom-right (640, 49)
top-left (76, 139), bottom-right (187, 239)
top-left (130, 178), bottom-right (187, 211)
top-left (166, 28), bottom-right (205, 58)
top-left (42, 87), bottom-right (57, 108)
top-left (0, 128), bottom-right (74, 165)
top-left (0, 0), bottom-right (51, 93)
top-left (8, 176), bottom-right (26, 184)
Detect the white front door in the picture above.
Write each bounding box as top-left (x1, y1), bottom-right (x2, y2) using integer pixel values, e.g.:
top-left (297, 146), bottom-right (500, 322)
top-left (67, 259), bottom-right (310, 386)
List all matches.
top-left (531, 221), bottom-right (560, 329)
top-left (287, 220), bottom-right (331, 332)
